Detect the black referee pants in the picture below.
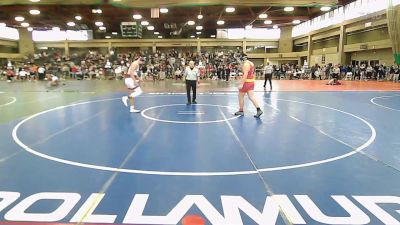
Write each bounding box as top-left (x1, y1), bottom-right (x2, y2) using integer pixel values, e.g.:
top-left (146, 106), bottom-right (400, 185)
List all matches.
top-left (186, 80), bottom-right (197, 102)
top-left (264, 73), bottom-right (272, 89)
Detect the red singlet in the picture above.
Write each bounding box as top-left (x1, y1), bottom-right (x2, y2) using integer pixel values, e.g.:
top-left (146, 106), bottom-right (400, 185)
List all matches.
top-left (239, 63), bottom-right (255, 93)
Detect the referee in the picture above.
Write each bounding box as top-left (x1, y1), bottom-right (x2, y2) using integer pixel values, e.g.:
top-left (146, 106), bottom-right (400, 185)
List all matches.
top-left (263, 62), bottom-right (273, 90)
top-left (184, 61), bottom-right (200, 104)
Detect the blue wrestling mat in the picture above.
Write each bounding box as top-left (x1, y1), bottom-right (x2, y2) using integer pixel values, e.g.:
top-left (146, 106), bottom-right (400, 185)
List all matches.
top-left (0, 92), bottom-right (400, 225)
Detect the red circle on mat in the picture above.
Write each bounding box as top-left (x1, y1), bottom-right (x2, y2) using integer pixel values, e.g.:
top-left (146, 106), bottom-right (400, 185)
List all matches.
top-left (182, 215), bottom-right (205, 225)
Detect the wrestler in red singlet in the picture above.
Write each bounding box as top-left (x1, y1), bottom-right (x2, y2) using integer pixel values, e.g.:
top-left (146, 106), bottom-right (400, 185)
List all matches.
top-left (239, 63), bottom-right (255, 93)
top-left (235, 53), bottom-right (263, 118)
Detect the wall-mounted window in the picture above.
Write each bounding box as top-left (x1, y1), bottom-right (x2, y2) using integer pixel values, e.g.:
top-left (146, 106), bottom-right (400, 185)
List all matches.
top-left (220, 28), bottom-right (280, 39)
top-left (32, 30), bottom-right (92, 41)
top-left (292, 0), bottom-right (399, 37)
top-left (0, 26), bottom-right (19, 40)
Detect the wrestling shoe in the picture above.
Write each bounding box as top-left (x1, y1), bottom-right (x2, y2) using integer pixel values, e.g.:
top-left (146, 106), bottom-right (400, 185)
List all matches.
top-left (122, 96), bottom-right (128, 107)
top-left (130, 107), bottom-right (141, 113)
top-left (254, 110), bottom-right (263, 118)
top-left (234, 111), bottom-right (244, 116)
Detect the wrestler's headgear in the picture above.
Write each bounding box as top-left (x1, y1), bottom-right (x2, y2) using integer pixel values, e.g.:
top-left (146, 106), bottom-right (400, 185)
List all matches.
top-left (239, 53), bottom-right (248, 61)
top-left (236, 53), bottom-right (248, 64)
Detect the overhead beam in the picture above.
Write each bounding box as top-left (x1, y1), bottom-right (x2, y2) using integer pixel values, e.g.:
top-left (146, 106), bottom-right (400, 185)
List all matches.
top-left (247, 7), bottom-right (256, 17)
top-left (0, 0), bottom-right (338, 6)
top-left (111, 0), bottom-right (338, 7)
top-left (142, 15), bottom-right (310, 22)
top-left (0, 0), bottom-right (101, 5)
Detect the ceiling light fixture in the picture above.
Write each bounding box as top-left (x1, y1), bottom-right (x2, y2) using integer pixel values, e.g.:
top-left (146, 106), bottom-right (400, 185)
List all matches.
top-left (321, 6), bottom-right (332, 12)
top-left (217, 20), bottom-right (225, 25)
top-left (105, 36), bottom-right (111, 39)
top-left (196, 31), bottom-right (201, 34)
top-left (95, 21), bottom-right (103, 26)
top-left (133, 14), bottom-right (142, 20)
top-left (67, 22), bottom-right (75, 26)
top-left (273, 25), bottom-right (279, 29)
top-left (29, 9), bottom-right (40, 15)
top-left (264, 20), bottom-right (272, 25)
top-left (190, 35), bottom-right (195, 38)
top-left (30, 0), bottom-right (40, 2)
top-left (75, 16), bottom-right (82, 20)
top-left (197, 14), bottom-right (203, 20)
top-left (99, 26), bottom-right (106, 30)
top-left (292, 20), bottom-right (301, 24)
top-left (158, 35), bottom-right (163, 38)
top-left (21, 22), bottom-right (30, 27)
top-left (258, 13), bottom-right (268, 19)
top-left (92, 9), bottom-right (102, 14)
top-left (225, 7), bottom-right (235, 13)
top-left (15, 16), bottom-right (25, 22)
top-left (27, 27), bottom-right (33, 31)
top-left (284, 7), bottom-right (295, 12)
top-left (160, 8), bottom-right (168, 13)
top-left (147, 26), bottom-right (155, 30)
top-left (210, 35), bottom-right (216, 38)
top-left (141, 21), bottom-right (149, 26)
top-left (196, 26), bottom-right (203, 30)
top-left (245, 25), bottom-right (252, 30)
top-left (154, 31), bottom-right (160, 35)
top-left (187, 20), bottom-right (195, 25)
top-left (112, 32), bottom-right (118, 35)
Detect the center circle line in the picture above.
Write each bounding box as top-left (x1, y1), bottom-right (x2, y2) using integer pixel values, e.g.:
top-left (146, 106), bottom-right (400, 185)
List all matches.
top-left (0, 96), bottom-right (17, 107)
top-left (141, 104), bottom-right (240, 124)
top-left (12, 95), bottom-right (376, 176)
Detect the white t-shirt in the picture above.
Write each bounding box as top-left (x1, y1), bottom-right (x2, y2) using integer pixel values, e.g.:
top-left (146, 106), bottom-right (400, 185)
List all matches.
top-left (185, 67), bottom-right (199, 81)
top-left (264, 65), bottom-right (273, 74)
top-left (115, 66), bottom-right (122, 74)
top-left (19, 70), bottom-right (27, 76)
top-left (333, 68), bottom-right (340, 74)
top-left (38, 67), bottom-right (45, 73)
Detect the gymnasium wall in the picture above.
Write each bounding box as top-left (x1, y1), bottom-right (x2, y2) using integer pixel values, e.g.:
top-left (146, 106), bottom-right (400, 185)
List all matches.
top-left (347, 27), bottom-right (390, 45)
top-left (312, 37), bottom-right (340, 50)
top-left (0, 8), bottom-right (397, 67)
top-left (350, 48), bottom-right (394, 66)
top-left (0, 46), bottom-right (18, 53)
top-left (0, 39), bottom-right (18, 54)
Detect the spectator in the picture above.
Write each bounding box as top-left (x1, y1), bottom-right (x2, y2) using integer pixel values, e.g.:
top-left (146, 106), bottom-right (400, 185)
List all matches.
top-left (393, 66), bottom-right (400, 83)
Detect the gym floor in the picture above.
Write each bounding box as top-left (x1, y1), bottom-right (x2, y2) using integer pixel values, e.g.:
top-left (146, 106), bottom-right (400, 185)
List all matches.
top-left (0, 79), bottom-right (400, 225)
